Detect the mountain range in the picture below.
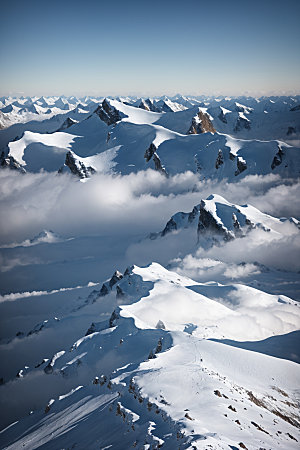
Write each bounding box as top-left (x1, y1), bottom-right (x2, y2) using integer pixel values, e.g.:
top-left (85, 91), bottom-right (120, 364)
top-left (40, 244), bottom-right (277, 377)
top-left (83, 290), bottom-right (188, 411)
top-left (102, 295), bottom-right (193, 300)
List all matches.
top-left (0, 94), bottom-right (299, 450)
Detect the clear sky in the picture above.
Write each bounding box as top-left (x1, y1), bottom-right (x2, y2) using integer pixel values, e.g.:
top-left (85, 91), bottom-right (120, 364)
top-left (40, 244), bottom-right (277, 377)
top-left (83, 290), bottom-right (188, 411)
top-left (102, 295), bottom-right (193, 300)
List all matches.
top-left (1, 0), bottom-right (300, 97)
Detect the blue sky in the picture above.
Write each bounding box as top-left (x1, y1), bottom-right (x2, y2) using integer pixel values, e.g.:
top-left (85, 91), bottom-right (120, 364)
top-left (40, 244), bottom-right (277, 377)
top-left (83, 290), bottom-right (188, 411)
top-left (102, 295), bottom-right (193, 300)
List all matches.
top-left (1, 0), bottom-right (300, 96)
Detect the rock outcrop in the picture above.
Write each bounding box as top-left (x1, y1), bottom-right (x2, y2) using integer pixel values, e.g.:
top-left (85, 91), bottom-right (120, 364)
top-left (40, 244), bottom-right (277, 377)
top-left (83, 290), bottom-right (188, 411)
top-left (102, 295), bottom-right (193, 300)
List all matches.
top-left (150, 194), bottom-right (277, 244)
top-left (58, 151), bottom-right (96, 179)
top-left (218, 109), bottom-right (228, 123)
top-left (271, 145), bottom-right (284, 170)
top-left (57, 117), bottom-right (77, 131)
top-left (0, 151), bottom-right (26, 173)
top-left (290, 104), bottom-right (300, 112)
top-left (144, 143), bottom-right (168, 176)
top-left (235, 156), bottom-right (247, 176)
top-left (234, 116), bottom-right (251, 132)
top-left (187, 111), bottom-right (216, 134)
top-left (138, 98), bottom-right (160, 112)
top-left (94, 99), bottom-right (127, 126)
top-left (215, 149), bottom-right (224, 169)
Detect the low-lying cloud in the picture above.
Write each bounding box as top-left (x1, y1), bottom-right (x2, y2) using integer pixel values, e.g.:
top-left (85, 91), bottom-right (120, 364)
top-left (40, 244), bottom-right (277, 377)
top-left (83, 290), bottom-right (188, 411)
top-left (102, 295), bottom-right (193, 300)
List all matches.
top-left (0, 169), bottom-right (299, 301)
top-left (0, 170), bottom-right (299, 246)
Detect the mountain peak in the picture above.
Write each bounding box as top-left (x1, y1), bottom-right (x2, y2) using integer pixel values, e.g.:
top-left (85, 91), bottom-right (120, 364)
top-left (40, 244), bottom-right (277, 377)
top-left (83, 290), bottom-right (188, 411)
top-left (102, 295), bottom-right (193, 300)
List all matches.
top-left (94, 98), bottom-right (127, 126)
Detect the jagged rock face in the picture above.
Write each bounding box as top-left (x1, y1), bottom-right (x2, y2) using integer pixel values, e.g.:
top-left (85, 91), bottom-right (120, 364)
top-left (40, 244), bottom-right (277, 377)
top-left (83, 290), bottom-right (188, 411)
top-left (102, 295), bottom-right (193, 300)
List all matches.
top-left (97, 270), bottom-right (124, 299)
top-left (235, 156), bottom-right (247, 176)
top-left (234, 117), bottom-right (251, 132)
top-left (153, 153), bottom-right (168, 176)
top-left (290, 104), bottom-right (300, 111)
top-left (194, 154), bottom-right (202, 173)
top-left (0, 151), bottom-right (26, 173)
top-left (188, 206), bottom-right (200, 223)
top-left (144, 143), bottom-right (156, 162)
top-left (198, 201), bottom-right (232, 240)
top-left (152, 195), bottom-right (279, 245)
top-left (57, 117), bottom-right (77, 131)
top-left (138, 99), bottom-right (159, 112)
top-left (187, 111), bottom-right (216, 134)
top-left (59, 151), bottom-right (96, 179)
top-left (218, 110), bottom-right (227, 123)
top-left (144, 143), bottom-right (168, 176)
top-left (109, 270), bottom-right (123, 289)
top-left (138, 99), bottom-right (150, 111)
top-left (161, 218), bottom-right (177, 237)
top-left (215, 149), bottom-right (224, 169)
top-left (94, 99), bottom-right (126, 126)
top-left (144, 98), bottom-right (160, 112)
top-left (271, 145), bottom-right (284, 170)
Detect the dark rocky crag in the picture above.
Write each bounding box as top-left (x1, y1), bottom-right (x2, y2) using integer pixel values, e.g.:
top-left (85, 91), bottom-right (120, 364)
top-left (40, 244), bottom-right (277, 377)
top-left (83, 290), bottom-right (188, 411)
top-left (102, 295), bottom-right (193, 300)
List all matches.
top-left (58, 151), bottom-right (96, 179)
top-left (187, 111), bottom-right (216, 134)
top-left (94, 99), bottom-right (127, 126)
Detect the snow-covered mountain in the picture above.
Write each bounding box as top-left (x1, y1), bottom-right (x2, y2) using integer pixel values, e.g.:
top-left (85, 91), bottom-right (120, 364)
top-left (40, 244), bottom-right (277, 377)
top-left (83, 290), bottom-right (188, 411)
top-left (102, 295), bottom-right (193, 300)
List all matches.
top-left (1, 97), bottom-right (299, 178)
top-left (0, 93), bottom-right (299, 450)
top-left (150, 194), bottom-right (300, 245)
top-left (1, 263), bottom-right (299, 449)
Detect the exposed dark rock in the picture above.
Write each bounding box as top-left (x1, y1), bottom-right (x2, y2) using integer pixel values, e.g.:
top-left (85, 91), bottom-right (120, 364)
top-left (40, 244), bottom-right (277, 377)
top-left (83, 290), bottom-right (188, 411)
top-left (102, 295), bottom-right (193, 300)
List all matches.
top-left (85, 322), bottom-right (97, 336)
top-left (153, 153), bottom-right (168, 176)
top-left (198, 201), bottom-right (223, 235)
top-left (116, 285), bottom-right (125, 298)
top-left (161, 218), bottom-right (177, 236)
top-left (214, 390), bottom-right (222, 397)
top-left (290, 104), bottom-right (300, 111)
top-left (144, 143), bottom-right (167, 176)
top-left (94, 98), bottom-right (126, 126)
top-left (235, 157), bottom-right (247, 176)
top-left (57, 117), bottom-right (77, 131)
top-left (251, 421), bottom-right (269, 434)
top-left (156, 320), bottom-right (166, 330)
top-left (144, 143), bottom-right (156, 162)
top-left (218, 110), bottom-right (227, 123)
top-left (44, 363), bottom-right (53, 375)
top-left (194, 154), bottom-right (202, 173)
top-left (155, 338), bottom-right (163, 354)
top-left (59, 151), bottom-right (96, 179)
top-left (271, 145), bottom-right (284, 170)
top-left (228, 405), bottom-right (237, 412)
top-left (232, 213), bottom-right (241, 231)
top-left (138, 98), bottom-right (160, 112)
top-left (109, 309), bottom-right (120, 328)
top-left (99, 284), bottom-right (109, 297)
top-left (138, 99), bottom-right (150, 111)
top-left (109, 270), bottom-right (123, 289)
top-left (215, 149), bottom-right (224, 169)
top-left (188, 206), bottom-right (200, 224)
top-left (0, 151), bottom-right (26, 173)
top-left (187, 111), bottom-right (216, 134)
top-left (124, 266), bottom-right (134, 277)
top-left (197, 200), bottom-right (235, 242)
top-left (234, 117), bottom-right (251, 132)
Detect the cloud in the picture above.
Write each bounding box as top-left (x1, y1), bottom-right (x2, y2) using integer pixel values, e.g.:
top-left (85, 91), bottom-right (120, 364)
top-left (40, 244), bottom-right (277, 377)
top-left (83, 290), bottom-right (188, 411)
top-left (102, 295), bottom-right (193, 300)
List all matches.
top-left (0, 169), bottom-right (299, 300)
top-left (0, 282), bottom-right (99, 303)
top-left (0, 170), bottom-right (299, 246)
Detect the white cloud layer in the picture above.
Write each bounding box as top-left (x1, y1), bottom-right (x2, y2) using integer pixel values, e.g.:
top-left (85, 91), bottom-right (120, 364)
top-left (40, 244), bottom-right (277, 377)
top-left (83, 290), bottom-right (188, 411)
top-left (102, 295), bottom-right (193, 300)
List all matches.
top-left (0, 170), bottom-right (299, 246)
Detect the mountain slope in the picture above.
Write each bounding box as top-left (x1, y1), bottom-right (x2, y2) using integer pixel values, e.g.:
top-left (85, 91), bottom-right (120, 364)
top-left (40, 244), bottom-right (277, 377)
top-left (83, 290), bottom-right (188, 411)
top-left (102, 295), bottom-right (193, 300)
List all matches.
top-left (151, 193), bottom-right (299, 244)
top-left (4, 98), bottom-right (300, 179)
top-left (0, 263), bottom-right (299, 449)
